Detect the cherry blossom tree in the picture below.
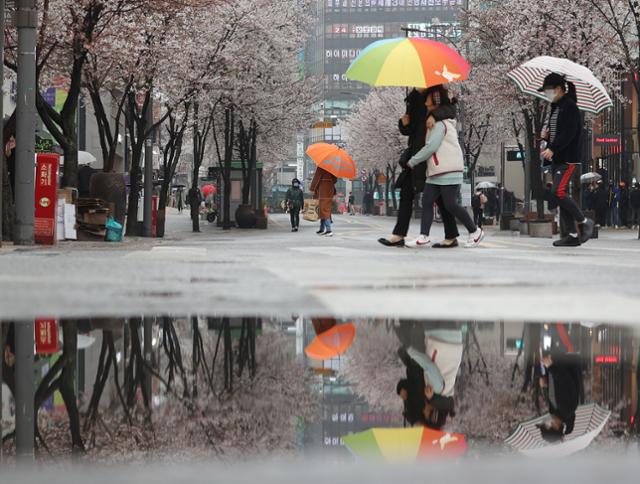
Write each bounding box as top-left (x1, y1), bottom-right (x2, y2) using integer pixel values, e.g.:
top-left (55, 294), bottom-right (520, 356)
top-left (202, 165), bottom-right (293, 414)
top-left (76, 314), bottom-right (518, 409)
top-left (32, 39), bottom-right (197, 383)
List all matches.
top-left (342, 89), bottom-right (406, 210)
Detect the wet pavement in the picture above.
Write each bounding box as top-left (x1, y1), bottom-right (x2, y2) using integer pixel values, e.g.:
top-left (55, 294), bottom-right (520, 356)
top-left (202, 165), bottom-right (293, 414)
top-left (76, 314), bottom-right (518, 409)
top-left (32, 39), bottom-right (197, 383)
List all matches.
top-left (1, 211), bottom-right (640, 324)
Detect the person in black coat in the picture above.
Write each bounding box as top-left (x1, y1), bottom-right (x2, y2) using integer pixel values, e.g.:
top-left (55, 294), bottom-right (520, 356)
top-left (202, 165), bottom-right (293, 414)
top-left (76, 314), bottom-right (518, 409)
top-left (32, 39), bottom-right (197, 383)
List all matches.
top-left (539, 73), bottom-right (594, 247)
top-left (378, 89), bottom-right (459, 248)
top-left (538, 351), bottom-right (581, 441)
top-left (630, 183), bottom-right (640, 228)
top-left (593, 181), bottom-right (608, 227)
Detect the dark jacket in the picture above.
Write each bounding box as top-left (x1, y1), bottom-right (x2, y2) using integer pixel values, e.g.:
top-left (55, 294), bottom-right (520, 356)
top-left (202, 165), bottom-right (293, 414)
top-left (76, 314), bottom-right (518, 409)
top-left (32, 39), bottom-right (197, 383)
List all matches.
top-left (546, 356), bottom-right (581, 434)
top-left (548, 95), bottom-right (582, 166)
top-left (398, 90), bottom-right (456, 192)
top-left (630, 188), bottom-right (640, 209)
top-left (424, 393), bottom-right (455, 431)
top-left (285, 186), bottom-right (304, 210)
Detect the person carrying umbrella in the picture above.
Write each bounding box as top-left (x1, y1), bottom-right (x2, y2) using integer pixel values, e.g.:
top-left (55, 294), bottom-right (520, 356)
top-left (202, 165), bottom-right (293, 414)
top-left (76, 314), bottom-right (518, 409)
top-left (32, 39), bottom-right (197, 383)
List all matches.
top-left (537, 350), bottom-right (581, 442)
top-left (471, 188), bottom-right (488, 229)
top-left (310, 167), bottom-right (337, 237)
top-left (285, 178), bottom-right (304, 232)
top-left (404, 85), bottom-right (485, 248)
top-left (538, 73), bottom-right (594, 246)
top-left (378, 88), bottom-right (460, 248)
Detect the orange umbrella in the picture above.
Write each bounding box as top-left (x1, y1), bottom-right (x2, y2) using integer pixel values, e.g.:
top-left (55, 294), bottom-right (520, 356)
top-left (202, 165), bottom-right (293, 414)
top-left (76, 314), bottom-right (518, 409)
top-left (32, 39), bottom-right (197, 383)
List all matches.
top-left (306, 143), bottom-right (356, 179)
top-left (304, 322), bottom-right (356, 360)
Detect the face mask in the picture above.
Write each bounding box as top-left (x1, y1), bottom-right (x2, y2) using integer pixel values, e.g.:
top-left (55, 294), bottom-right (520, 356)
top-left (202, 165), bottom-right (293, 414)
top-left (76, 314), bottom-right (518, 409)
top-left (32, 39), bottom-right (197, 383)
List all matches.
top-left (544, 89), bottom-right (556, 103)
top-left (293, 183), bottom-right (299, 188)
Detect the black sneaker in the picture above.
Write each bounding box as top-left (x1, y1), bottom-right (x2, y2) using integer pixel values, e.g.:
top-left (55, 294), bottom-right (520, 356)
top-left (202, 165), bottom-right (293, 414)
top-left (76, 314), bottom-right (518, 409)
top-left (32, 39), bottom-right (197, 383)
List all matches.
top-left (579, 218), bottom-right (594, 244)
top-left (553, 235), bottom-right (581, 247)
top-left (316, 229), bottom-right (325, 235)
top-left (291, 227), bottom-right (296, 232)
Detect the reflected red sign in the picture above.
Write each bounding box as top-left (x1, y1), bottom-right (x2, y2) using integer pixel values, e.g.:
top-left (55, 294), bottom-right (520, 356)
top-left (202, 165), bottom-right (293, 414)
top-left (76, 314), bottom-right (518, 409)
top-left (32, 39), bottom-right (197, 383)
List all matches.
top-left (35, 319), bottom-right (59, 354)
top-left (594, 135), bottom-right (620, 145)
top-left (595, 355), bottom-right (619, 364)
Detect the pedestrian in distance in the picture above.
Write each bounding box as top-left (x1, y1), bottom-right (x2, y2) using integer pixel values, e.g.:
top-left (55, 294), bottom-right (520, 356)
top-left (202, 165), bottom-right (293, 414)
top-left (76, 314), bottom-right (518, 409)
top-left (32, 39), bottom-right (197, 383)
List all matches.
top-left (471, 188), bottom-right (487, 229)
top-left (378, 87), bottom-right (460, 248)
top-left (630, 183), bottom-right (640, 229)
top-left (538, 73), bottom-right (594, 246)
top-left (593, 180), bottom-right (608, 227)
top-left (348, 192), bottom-right (356, 215)
top-left (285, 178), bottom-right (304, 232)
top-left (405, 85), bottom-right (485, 248)
top-left (310, 167), bottom-right (337, 237)
top-left (619, 181), bottom-right (630, 228)
top-left (177, 188), bottom-right (184, 213)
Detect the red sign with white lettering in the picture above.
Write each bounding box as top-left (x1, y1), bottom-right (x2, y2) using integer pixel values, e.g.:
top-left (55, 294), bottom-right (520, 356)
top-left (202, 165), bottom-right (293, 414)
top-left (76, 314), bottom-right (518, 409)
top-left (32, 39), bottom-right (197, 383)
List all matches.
top-left (595, 355), bottom-right (619, 364)
top-left (35, 319), bottom-right (59, 354)
top-left (34, 153), bottom-right (60, 245)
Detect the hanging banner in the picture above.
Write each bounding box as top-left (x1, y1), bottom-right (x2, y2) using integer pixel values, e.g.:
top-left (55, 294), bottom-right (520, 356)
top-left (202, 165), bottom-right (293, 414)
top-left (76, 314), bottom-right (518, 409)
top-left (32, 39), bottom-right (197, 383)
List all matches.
top-left (35, 153), bottom-right (60, 245)
top-left (35, 319), bottom-right (59, 354)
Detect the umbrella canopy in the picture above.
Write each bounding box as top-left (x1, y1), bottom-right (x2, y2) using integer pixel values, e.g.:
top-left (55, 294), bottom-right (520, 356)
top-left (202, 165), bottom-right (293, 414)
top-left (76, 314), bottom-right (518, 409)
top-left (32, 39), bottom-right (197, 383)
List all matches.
top-left (475, 181), bottom-right (496, 189)
top-left (201, 184), bottom-right (216, 197)
top-left (507, 57), bottom-right (613, 114)
top-left (304, 323), bottom-right (355, 361)
top-left (580, 172), bottom-right (603, 184)
top-left (306, 143), bottom-right (356, 179)
top-left (407, 347), bottom-right (445, 395)
top-left (78, 151), bottom-right (97, 166)
top-left (504, 403), bottom-right (611, 458)
top-left (346, 37), bottom-right (470, 88)
top-left (343, 427), bottom-right (467, 463)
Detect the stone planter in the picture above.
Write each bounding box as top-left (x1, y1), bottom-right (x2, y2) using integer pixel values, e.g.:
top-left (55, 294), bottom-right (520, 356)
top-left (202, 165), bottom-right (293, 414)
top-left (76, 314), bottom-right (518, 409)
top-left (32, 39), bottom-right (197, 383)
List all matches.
top-left (235, 204), bottom-right (257, 229)
top-left (89, 172), bottom-right (127, 225)
top-left (528, 220), bottom-right (553, 238)
top-left (519, 221), bottom-right (528, 235)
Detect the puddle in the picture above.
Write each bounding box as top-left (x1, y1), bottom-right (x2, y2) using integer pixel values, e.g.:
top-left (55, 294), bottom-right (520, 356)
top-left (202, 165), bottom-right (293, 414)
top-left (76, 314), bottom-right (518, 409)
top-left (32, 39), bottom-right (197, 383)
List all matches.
top-left (0, 318), bottom-right (638, 464)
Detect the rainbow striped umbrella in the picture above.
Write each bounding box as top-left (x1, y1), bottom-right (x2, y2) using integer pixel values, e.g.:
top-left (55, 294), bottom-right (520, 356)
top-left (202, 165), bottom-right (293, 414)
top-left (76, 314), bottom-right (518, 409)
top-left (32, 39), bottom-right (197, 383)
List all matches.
top-left (508, 57), bottom-right (613, 114)
top-left (346, 37), bottom-right (470, 88)
top-left (343, 427), bottom-right (467, 463)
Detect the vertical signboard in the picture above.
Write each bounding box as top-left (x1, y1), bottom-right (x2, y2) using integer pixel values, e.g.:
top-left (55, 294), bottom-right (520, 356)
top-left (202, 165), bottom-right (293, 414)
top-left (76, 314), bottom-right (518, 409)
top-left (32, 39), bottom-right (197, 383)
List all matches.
top-left (35, 319), bottom-right (59, 354)
top-left (296, 135), bottom-right (305, 182)
top-left (35, 153), bottom-right (60, 245)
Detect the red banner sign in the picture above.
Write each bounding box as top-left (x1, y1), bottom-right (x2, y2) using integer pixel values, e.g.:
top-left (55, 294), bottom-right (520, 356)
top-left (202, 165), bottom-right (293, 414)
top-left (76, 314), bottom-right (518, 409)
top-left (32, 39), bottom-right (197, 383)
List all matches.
top-left (34, 153), bottom-right (60, 245)
top-left (595, 355), bottom-right (619, 364)
top-left (35, 319), bottom-right (59, 354)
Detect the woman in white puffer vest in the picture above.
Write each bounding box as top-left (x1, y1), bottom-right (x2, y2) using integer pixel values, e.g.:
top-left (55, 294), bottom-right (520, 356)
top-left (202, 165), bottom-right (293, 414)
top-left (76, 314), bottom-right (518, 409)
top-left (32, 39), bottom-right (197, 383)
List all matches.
top-left (405, 85), bottom-right (485, 249)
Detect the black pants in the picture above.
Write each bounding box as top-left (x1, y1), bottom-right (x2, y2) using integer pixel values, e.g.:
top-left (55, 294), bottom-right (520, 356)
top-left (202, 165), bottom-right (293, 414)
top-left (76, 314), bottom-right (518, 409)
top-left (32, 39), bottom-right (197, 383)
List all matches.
top-left (543, 164), bottom-right (585, 233)
top-left (473, 208), bottom-right (483, 228)
top-left (392, 174), bottom-right (459, 239)
top-left (290, 209), bottom-right (300, 228)
top-left (421, 184), bottom-right (476, 236)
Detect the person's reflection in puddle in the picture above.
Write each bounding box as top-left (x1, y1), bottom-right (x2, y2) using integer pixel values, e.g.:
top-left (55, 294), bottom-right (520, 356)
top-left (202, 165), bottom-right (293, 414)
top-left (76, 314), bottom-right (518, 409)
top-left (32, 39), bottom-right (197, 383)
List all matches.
top-left (396, 346), bottom-right (455, 430)
top-left (536, 350), bottom-right (581, 442)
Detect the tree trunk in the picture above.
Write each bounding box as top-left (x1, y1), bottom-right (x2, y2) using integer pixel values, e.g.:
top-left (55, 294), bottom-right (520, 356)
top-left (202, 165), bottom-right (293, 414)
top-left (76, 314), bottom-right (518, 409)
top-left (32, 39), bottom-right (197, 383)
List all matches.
top-left (59, 321), bottom-right (84, 452)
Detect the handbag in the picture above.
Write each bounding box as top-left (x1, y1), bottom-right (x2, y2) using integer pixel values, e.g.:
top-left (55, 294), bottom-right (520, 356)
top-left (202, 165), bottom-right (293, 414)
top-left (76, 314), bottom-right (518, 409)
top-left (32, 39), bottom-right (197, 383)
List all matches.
top-left (302, 198), bottom-right (319, 222)
top-left (394, 148), bottom-right (413, 190)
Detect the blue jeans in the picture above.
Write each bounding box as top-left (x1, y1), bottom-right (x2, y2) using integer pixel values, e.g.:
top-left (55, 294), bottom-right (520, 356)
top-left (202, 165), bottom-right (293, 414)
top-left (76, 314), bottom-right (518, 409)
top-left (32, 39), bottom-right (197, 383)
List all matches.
top-left (320, 219), bottom-right (332, 232)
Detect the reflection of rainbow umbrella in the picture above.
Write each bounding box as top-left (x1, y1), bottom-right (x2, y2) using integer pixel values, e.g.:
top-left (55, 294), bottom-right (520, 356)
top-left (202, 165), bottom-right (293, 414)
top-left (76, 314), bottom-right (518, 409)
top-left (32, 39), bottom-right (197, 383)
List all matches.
top-left (343, 427), bottom-right (467, 463)
top-left (304, 323), bottom-right (355, 360)
top-left (306, 143), bottom-right (356, 180)
top-left (346, 37), bottom-right (470, 88)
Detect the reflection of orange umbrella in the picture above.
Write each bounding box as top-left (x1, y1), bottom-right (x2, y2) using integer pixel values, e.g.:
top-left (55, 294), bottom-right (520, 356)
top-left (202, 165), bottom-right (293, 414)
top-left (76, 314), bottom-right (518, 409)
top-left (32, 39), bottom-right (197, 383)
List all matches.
top-left (305, 322), bottom-right (356, 360)
top-left (201, 184), bottom-right (216, 197)
top-left (306, 143), bottom-right (356, 179)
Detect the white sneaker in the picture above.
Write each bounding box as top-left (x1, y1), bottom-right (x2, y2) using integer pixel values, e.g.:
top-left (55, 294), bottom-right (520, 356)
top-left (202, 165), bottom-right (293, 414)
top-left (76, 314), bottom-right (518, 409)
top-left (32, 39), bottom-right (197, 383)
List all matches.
top-left (323, 231), bottom-right (334, 237)
top-left (465, 228), bottom-right (485, 248)
top-left (406, 235), bottom-right (431, 248)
